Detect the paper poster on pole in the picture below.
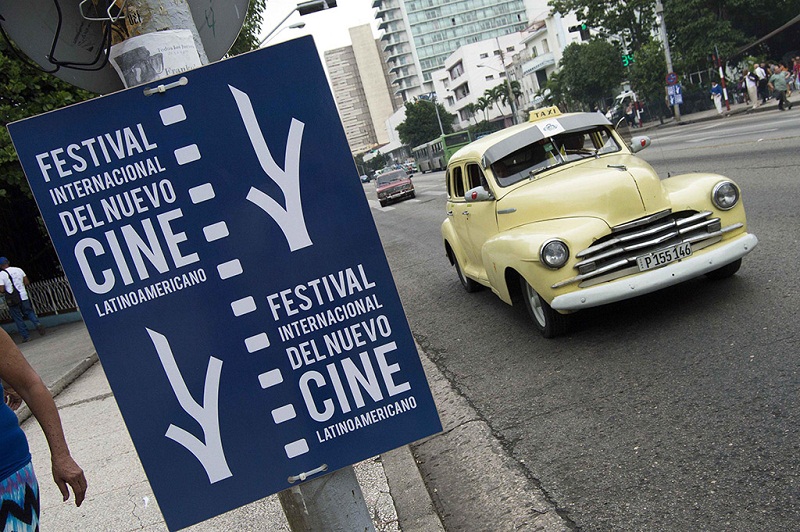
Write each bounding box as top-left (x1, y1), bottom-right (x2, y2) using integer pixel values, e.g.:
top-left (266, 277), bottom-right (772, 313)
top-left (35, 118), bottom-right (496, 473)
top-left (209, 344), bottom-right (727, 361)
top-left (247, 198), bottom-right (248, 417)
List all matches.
top-left (9, 36), bottom-right (442, 530)
top-left (109, 29), bottom-right (202, 88)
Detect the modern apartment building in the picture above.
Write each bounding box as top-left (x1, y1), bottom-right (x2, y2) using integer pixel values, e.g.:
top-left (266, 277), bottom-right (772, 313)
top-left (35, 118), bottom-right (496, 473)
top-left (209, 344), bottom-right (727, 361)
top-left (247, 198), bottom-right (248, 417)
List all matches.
top-left (324, 25), bottom-right (402, 155)
top-left (373, 0), bottom-right (529, 102)
top-left (430, 5), bottom-right (582, 130)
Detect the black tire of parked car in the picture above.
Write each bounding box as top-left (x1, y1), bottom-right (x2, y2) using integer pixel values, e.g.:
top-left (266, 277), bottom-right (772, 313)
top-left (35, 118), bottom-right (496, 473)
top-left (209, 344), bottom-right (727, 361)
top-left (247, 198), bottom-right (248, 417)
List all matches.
top-left (704, 258), bottom-right (742, 280)
top-left (519, 277), bottom-right (570, 338)
top-left (453, 254), bottom-right (481, 293)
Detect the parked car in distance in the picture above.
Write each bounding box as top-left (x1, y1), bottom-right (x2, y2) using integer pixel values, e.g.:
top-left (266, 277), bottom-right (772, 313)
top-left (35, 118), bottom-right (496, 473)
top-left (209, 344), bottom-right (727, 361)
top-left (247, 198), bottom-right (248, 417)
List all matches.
top-left (360, 174), bottom-right (373, 183)
top-left (376, 169), bottom-right (415, 207)
top-left (441, 106), bottom-right (758, 337)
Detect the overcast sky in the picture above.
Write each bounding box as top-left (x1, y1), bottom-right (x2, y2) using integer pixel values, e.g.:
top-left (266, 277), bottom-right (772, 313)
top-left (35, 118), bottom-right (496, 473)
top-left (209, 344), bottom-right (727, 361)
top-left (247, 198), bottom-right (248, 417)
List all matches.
top-left (259, 0), bottom-right (380, 53)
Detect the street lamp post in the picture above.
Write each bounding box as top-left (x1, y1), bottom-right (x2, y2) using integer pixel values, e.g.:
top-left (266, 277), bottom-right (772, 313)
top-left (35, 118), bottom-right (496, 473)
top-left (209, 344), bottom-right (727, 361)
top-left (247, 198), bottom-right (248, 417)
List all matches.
top-left (258, 0), bottom-right (333, 47)
top-left (431, 93), bottom-right (445, 136)
top-left (261, 21), bottom-right (306, 46)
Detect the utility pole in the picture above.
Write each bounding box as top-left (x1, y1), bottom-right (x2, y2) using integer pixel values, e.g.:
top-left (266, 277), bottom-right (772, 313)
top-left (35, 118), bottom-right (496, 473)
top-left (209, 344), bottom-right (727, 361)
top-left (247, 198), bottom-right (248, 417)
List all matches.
top-left (496, 37), bottom-right (518, 125)
top-left (655, 0), bottom-right (681, 122)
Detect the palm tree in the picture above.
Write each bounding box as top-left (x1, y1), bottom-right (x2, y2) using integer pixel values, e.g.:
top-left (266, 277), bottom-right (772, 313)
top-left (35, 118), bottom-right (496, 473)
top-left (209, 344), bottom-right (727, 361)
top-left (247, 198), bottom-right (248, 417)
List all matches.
top-left (464, 102), bottom-right (479, 125)
top-left (476, 96), bottom-right (493, 122)
top-left (490, 81), bottom-right (522, 117)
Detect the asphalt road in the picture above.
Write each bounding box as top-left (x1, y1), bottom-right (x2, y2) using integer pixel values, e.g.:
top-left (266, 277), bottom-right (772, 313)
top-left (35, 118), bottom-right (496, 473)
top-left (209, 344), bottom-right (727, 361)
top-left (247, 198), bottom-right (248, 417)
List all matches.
top-left (365, 112), bottom-right (799, 531)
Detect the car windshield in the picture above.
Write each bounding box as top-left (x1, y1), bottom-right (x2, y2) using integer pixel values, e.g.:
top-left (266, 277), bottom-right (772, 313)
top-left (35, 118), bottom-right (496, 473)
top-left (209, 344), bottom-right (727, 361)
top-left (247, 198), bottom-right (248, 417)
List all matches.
top-left (490, 126), bottom-right (621, 187)
top-left (377, 171), bottom-right (407, 186)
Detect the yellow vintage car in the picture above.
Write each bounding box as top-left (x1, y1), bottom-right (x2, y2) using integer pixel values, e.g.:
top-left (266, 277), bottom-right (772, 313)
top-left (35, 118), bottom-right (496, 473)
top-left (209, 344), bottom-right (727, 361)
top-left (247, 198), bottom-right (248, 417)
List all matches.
top-left (441, 107), bottom-right (758, 337)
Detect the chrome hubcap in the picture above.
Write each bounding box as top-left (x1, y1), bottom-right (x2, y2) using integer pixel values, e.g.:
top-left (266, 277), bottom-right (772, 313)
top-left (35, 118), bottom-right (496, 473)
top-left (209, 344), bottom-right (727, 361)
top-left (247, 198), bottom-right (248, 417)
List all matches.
top-left (525, 283), bottom-right (546, 327)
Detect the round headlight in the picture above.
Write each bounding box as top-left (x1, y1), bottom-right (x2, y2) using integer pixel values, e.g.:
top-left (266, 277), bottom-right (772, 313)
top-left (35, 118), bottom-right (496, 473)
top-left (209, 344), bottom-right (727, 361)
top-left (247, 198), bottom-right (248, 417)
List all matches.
top-left (712, 181), bottom-right (740, 210)
top-left (540, 239), bottom-right (569, 269)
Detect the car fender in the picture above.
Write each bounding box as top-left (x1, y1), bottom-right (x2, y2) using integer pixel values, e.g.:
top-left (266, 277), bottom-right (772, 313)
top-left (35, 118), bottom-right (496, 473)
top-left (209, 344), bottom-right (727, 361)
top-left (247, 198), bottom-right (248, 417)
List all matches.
top-left (481, 217), bottom-right (612, 305)
top-left (662, 173), bottom-right (749, 235)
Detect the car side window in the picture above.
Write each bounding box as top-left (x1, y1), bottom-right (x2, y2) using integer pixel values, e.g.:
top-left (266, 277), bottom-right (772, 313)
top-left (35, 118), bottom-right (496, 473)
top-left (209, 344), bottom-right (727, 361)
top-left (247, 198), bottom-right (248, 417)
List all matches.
top-left (445, 168), bottom-right (452, 198)
top-left (452, 166), bottom-right (465, 200)
top-left (466, 164), bottom-right (484, 191)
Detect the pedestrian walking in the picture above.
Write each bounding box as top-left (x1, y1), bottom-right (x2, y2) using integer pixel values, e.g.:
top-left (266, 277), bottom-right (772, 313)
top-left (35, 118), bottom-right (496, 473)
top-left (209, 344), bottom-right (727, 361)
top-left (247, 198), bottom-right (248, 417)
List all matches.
top-left (744, 68), bottom-right (759, 109)
top-left (793, 57), bottom-right (800, 90)
top-left (768, 65), bottom-right (792, 111)
top-left (710, 81), bottom-right (724, 114)
top-left (754, 63), bottom-right (768, 104)
top-left (1, 327), bottom-right (87, 531)
top-left (0, 257), bottom-right (45, 343)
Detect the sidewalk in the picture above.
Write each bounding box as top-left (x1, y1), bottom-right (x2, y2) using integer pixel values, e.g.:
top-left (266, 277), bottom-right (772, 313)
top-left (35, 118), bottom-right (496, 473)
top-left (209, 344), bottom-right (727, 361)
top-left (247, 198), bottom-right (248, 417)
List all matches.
top-left (14, 322), bottom-right (442, 531)
top-left (636, 90), bottom-right (799, 132)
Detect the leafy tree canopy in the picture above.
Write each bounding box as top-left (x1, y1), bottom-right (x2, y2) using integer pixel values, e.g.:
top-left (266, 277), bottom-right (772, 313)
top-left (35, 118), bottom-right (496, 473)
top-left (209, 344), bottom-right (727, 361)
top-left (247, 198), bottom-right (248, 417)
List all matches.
top-left (550, 0), bottom-right (800, 75)
top-left (396, 100), bottom-right (455, 148)
top-left (628, 37), bottom-right (669, 117)
top-left (229, 0), bottom-right (268, 56)
top-left (549, 0), bottom-right (656, 52)
top-left (556, 40), bottom-right (625, 109)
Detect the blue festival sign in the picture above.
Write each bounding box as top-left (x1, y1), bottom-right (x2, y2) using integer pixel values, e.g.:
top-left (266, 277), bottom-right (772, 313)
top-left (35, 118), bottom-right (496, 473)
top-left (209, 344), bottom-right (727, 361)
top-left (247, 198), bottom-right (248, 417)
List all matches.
top-left (8, 36), bottom-right (442, 531)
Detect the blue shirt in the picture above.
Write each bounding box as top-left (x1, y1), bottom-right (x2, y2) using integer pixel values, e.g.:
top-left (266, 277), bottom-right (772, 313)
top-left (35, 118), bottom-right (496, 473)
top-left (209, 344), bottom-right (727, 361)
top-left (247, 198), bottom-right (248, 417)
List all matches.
top-left (0, 383), bottom-right (31, 481)
top-left (710, 84), bottom-right (723, 96)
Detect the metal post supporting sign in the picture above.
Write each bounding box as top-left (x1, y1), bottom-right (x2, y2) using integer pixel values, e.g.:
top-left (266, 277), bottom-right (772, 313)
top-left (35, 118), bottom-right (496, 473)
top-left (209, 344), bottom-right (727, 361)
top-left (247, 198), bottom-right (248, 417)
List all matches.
top-left (8, 36), bottom-right (442, 531)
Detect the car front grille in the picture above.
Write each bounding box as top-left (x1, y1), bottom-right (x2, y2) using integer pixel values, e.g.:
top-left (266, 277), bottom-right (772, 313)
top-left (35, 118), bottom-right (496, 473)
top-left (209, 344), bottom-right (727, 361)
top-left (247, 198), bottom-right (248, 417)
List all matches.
top-left (552, 209), bottom-right (744, 289)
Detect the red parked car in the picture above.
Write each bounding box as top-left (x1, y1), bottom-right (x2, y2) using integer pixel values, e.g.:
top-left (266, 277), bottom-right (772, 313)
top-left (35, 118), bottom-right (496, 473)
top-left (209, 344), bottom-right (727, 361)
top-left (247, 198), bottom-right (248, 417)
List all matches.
top-left (376, 169), bottom-right (415, 207)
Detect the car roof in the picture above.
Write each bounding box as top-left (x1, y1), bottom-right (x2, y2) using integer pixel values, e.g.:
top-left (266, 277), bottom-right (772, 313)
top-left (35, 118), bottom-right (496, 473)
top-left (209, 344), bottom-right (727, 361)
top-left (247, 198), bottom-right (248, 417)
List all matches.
top-left (449, 108), bottom-right (612, 167)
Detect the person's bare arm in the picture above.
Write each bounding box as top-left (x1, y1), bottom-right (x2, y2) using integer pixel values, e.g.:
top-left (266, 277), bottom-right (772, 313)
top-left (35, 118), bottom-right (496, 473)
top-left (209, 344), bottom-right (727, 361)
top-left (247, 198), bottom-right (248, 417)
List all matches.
top-left (0, 329), bottom-right (86, 506)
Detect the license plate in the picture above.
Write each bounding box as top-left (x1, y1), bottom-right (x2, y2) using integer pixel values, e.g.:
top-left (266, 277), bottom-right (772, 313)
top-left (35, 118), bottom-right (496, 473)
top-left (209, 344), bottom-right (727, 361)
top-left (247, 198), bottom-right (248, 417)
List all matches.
top-left (636, 242), bottom-right (692, 271)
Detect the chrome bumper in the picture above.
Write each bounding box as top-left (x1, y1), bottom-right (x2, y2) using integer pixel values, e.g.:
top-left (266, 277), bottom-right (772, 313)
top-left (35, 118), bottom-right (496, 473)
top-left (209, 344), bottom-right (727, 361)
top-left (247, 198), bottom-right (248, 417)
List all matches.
top-left (550, 233), bottom-right (758, 311)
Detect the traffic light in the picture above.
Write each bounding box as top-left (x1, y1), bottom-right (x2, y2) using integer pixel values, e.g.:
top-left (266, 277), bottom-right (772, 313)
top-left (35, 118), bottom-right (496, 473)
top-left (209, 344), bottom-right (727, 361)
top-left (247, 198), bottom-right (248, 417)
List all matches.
top-left (568, 23), bottom-right (590, 41)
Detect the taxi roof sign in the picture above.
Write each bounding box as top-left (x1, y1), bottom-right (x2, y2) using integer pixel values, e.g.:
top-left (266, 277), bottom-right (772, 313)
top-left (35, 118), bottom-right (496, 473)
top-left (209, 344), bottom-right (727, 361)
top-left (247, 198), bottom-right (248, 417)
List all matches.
top-left (529, 106), bottom-right (561, 122)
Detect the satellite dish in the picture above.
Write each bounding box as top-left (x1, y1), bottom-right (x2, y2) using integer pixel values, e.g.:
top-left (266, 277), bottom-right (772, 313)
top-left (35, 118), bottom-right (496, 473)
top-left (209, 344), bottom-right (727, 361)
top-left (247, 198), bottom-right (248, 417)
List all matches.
top-left (0, 0), bottom-right (250, 94)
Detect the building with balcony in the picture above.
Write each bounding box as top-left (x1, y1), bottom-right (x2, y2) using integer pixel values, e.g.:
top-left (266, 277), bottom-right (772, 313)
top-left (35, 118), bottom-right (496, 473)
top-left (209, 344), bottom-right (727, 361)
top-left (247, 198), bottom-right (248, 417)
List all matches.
top-left (429, 3), bottom-right (584, 130)
top-left (373, 0), bottom-right (529, 103)
top-left (431, 33), bottom-right (525, 130)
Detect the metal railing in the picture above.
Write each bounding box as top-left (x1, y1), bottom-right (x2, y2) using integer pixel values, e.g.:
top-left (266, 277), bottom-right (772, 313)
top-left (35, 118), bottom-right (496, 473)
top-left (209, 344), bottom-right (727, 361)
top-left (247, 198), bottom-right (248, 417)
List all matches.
top-left (1, 276), bottom-right (78, 322)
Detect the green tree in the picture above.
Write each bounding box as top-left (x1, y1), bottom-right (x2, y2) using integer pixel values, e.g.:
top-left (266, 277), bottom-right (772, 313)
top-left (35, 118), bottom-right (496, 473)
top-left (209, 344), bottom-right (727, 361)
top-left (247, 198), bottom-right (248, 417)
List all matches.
top-left (228, 0), bottom-right (268, 56)
top-left (475, 96), bottom-right (493, 121)
top-left (629, 37), bottom-right (669, 120)
top-left (557, 40), bottom-right (625, 109)
top-left (396, 99), bottom-right (455, 148)
top-left (0, 48), bottom-right (95, 199)
top-left (550, 0), bottom-right (800, 75)
top-left (463, 103), bottom-right (479, 125)
top-left (549, 0), bottom-right (655, 52)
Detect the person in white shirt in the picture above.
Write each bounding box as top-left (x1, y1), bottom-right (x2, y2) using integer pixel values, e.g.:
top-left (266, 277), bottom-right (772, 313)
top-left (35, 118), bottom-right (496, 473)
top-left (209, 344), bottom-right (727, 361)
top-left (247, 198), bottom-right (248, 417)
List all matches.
top-left (0, 257), bottom-right (45, 343)
top-left (754, 63), bottom-right (768, 104)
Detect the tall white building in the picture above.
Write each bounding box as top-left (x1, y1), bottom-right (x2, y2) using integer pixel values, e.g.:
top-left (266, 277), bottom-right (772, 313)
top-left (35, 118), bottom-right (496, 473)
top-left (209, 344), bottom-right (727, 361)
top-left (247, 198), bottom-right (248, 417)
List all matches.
top-left (431, 33), bottom-right (525, 130)
top-left (325, 25), bottom-right (403, 155)
top-left (373, 0), bottom-right (529, 103)
top-left (430, 4), bottom-right (583, 130)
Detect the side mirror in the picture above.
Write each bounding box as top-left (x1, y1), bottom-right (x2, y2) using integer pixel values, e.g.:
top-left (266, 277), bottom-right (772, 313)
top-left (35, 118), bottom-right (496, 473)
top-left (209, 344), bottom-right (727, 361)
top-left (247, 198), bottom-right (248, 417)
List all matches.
top-left (465, 186), bottom-right (494, 202)
top-left (629, 136), bottom-right (651, 153)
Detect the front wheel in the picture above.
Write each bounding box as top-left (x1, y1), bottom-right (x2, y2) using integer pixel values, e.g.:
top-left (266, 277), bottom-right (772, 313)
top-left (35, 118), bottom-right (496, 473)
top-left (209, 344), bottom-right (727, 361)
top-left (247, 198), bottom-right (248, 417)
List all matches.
top-left (453, 254), bottom-right (480, 293)
top-left (520, 277), bottom-right (570, 338)
top-left (705, 258), bottom-right (742, 280)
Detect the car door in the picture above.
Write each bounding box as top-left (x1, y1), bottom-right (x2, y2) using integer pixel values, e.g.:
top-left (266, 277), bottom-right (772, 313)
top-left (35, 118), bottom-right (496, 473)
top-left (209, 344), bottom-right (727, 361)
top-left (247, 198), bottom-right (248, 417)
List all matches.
top-left (461, 163), bottom-right (498, 281)
top-left (446, 165), bottom-right (480, 271)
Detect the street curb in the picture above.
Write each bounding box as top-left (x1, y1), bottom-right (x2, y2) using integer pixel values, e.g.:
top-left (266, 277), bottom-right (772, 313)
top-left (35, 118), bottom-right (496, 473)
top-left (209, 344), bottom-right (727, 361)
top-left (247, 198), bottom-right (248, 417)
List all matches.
top-left (15, 352), bottom-right (98, 424)
top-left (382, 445), bottom-right (445, 532)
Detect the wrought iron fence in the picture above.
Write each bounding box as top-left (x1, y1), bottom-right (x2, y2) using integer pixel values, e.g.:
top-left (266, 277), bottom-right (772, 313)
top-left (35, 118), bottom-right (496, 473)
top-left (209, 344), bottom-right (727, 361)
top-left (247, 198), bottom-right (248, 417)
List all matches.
top-left (1, 276), bottom-right (78, 322)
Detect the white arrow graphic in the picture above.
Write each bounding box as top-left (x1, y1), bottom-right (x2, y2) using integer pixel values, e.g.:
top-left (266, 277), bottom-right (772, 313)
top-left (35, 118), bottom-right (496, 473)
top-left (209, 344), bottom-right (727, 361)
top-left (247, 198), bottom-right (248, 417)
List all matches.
top-left (146, 328), bottom-right (232, 484)
top-left (229, 85), bottom-right (313, 252)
